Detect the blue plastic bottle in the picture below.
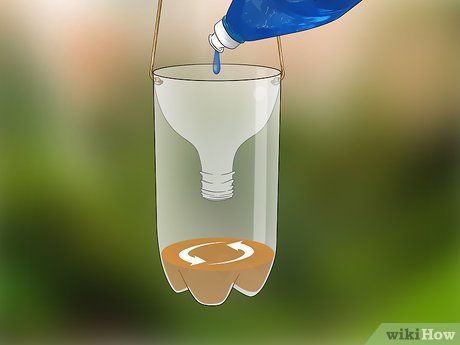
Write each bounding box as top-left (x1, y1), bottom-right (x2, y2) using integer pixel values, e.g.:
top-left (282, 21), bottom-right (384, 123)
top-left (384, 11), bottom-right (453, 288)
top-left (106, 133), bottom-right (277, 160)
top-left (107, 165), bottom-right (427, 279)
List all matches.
top-left (209, 0), bottom-right (362, 52)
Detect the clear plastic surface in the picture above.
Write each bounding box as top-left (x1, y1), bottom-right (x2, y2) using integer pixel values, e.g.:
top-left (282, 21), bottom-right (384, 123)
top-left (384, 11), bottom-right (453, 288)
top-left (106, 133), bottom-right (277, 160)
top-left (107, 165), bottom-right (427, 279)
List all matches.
top-left (154, 64), bottom-right (280, 305)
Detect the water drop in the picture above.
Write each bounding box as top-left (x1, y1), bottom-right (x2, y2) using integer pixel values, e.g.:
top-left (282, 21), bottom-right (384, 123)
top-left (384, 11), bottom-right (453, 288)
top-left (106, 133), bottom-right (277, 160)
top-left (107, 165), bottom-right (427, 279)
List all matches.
top-left (213, 50), bottom-right (221, 75)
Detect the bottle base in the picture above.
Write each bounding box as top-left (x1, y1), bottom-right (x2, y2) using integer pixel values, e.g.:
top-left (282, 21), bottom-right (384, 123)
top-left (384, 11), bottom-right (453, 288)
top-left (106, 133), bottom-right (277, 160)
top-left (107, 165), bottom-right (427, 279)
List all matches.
top-left (161, 237), bottom-right (275, 306)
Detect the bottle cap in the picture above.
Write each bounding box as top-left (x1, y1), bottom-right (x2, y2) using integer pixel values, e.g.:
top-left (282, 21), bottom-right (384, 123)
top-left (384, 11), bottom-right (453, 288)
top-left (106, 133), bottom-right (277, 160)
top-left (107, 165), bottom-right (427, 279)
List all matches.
top-left (209, 20), bottom-right (240, 53)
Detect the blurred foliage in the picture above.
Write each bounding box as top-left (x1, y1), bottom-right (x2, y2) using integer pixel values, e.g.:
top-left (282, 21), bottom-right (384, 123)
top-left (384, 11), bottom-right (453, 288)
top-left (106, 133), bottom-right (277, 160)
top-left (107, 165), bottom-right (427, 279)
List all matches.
top-left (1, 1), bottom-right (459, 344)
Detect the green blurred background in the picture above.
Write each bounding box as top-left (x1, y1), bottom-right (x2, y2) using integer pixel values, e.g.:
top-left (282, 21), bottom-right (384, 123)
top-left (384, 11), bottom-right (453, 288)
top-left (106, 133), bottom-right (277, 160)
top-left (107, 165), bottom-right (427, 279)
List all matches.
top-left (1, 0), bottom-right (459, 344)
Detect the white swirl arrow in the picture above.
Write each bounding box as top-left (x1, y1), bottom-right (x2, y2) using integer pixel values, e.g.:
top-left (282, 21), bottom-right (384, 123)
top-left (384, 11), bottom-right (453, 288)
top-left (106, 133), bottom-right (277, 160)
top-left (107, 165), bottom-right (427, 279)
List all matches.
top-left (178, 241), bottom-right (254, 266)
top-left (210, 241), bottom-right (254, 265)
top-left (179, 241), bottom-right (220, 266)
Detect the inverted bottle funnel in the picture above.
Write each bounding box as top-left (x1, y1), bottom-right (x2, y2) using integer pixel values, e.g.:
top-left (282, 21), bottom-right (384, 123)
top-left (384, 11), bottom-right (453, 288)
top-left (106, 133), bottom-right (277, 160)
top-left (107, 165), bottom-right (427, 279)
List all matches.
top-left (154, 64), bottom-right (280, 201)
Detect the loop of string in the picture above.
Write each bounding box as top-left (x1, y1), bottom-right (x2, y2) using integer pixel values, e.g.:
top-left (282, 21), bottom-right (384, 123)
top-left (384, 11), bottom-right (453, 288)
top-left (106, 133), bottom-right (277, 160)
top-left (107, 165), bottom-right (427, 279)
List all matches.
top-left (149, 0), bottom-right (285, 80)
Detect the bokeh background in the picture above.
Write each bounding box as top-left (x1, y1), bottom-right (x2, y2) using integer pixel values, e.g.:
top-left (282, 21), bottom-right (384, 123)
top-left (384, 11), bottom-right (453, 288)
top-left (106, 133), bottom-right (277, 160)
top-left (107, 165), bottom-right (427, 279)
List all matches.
top-left (1, 0), bottom-right (459, 344)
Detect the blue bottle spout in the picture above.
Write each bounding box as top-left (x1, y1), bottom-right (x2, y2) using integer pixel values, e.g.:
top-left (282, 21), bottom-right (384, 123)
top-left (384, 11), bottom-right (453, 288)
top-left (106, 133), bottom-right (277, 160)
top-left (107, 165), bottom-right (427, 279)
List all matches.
top-left (209, 20), bottom-right (241, 53)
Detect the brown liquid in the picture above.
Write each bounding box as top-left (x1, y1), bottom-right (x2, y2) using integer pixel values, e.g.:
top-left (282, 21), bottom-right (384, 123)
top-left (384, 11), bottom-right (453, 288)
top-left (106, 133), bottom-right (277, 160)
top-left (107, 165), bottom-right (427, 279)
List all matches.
top-left (161, 237), bottom-right (275, 305)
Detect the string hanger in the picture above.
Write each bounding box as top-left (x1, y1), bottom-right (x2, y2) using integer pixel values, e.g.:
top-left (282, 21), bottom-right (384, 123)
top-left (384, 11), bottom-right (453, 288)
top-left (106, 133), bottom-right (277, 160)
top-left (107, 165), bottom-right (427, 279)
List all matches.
top-left (149, 0), bottom-right (285, 80)
top-left (149, 0), bottom-right (163, 80)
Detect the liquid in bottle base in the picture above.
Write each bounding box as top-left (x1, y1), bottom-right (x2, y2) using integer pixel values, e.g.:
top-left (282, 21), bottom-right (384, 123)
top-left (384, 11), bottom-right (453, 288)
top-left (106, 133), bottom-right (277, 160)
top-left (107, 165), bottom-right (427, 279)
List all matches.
top-left (161, 237), bottom-right (274, 305)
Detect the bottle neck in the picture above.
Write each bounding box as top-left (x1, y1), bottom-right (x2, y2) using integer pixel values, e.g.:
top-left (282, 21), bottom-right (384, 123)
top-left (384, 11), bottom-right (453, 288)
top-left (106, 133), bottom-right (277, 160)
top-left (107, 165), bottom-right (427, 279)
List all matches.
top-left (200, 171), bottom-right (235, 201)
